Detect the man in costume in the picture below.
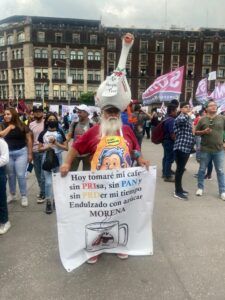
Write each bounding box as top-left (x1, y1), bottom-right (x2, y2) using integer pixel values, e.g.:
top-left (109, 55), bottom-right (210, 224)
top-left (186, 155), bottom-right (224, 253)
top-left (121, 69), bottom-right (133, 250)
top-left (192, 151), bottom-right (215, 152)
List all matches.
top-left (60, 33), bottom-right (150, 264)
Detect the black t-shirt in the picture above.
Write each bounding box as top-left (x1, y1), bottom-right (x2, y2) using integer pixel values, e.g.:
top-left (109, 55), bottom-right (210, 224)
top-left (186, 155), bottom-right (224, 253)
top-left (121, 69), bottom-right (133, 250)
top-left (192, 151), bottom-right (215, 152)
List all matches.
top-left (3, 124), bottom-right (29, 151)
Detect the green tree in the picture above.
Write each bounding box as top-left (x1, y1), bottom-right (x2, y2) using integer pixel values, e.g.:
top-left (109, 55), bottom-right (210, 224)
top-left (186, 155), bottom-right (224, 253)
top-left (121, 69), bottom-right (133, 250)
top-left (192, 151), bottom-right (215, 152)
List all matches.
top-left (78, 92), bottom-right (95, 105)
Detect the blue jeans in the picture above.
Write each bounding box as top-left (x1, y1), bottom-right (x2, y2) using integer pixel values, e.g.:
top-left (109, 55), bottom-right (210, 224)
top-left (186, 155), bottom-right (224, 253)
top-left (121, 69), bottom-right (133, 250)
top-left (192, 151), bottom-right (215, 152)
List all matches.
top-left (162, 139), bottom-right (174, 177)
top-left (33, 152), bottom-right (45, 197)
top-left (195, 136), bottom-right (201, 162)
top-left (198, 151), bottom-right (225, 194)
top-left (43, 152), bottom-right (62, 200)
top-left (6, 147), bottom-right (28, 196)
top-left (0, 166), bottom-right (8, 224)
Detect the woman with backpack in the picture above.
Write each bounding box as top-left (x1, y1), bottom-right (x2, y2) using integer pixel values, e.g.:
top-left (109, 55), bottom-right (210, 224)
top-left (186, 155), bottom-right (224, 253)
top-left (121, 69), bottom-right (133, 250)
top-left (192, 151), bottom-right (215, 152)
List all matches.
top-left (38, 112), bottom-right (68, 214)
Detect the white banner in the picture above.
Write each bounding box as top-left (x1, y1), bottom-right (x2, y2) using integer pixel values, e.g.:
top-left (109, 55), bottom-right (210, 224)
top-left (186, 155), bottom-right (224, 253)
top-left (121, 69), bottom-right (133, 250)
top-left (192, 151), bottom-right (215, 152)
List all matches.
top-left (53, 166), bottom-right (156, 272)
top-left (61, 105), bottom-right (74, 116)
top-left (49, 105), bottom-right (59, 113)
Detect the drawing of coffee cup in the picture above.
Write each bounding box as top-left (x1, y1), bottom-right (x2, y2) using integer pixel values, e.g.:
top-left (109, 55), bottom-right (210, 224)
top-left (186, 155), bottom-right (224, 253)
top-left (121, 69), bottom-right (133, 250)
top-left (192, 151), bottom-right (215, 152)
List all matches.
top-left (85, 221), bottom-right (128, 252)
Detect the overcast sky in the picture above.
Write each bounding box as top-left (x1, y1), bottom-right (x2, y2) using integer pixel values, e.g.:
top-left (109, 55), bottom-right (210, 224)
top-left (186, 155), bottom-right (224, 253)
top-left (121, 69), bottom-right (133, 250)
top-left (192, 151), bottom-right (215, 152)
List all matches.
top-left (1, 0), bottom-right (225, 30)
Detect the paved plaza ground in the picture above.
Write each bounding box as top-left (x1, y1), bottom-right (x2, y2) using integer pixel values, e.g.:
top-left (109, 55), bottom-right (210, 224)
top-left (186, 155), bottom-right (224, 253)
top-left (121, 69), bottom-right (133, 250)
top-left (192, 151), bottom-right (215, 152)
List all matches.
top-left (1, 138), bottom-right (225, 300)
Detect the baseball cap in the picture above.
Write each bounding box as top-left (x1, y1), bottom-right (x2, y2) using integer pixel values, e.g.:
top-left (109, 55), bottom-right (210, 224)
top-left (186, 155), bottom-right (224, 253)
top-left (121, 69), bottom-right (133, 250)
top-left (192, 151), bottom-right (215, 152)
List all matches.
top-left (33, 105), bottom-right (43, 112)
top-left (75, 104), bottom-right (90, 115)
top-left (102, 105), bottom-right (120, 113)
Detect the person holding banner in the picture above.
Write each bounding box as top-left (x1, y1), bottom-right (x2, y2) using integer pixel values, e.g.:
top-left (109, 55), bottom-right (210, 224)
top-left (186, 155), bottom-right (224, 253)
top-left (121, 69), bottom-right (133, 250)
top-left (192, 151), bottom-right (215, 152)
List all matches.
top-left (60, 32), bottom-right (150, 264)
top-left (195, 100), bottom-right (225, 200)
top-left (60, 104), bottom-right (150, 263)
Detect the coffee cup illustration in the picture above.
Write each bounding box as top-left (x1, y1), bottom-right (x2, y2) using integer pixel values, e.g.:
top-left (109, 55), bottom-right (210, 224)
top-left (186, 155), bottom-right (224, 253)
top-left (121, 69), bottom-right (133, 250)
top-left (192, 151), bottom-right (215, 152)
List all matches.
top-left (85, 221), bottom-right (128, 252)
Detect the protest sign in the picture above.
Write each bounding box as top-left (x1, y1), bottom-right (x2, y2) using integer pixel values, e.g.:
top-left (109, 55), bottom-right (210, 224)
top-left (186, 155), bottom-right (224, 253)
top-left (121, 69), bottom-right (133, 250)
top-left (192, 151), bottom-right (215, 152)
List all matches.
top-left (49, 104), bottom-right (59, 113)
top-left (53, 166), bottom-right (156, 272)
top-left (142, 66), bottom-right (184, 105)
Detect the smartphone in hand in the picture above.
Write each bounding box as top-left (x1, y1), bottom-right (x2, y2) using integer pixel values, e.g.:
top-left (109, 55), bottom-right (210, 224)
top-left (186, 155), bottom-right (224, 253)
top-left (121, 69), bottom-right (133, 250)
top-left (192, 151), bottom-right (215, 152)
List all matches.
top-left (25, 162), bottom-right (34, 177)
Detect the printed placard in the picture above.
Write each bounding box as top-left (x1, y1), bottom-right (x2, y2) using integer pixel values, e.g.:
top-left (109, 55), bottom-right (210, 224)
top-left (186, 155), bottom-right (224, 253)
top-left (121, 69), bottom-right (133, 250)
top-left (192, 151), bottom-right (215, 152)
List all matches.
top-left (53, 166), bottom-right (156, 272)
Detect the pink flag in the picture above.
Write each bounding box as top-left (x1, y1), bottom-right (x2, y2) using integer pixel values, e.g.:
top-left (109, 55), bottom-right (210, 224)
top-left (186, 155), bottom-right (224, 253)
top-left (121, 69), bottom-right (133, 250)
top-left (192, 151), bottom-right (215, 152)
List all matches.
top-left (195, 78), bottom-right (208, 104)
top-left (142, 66), bottom-right (184, 105)
top-left (209, 83), bottom-right (225, 106)
top-left (189, 97), bottom-right (193, 108)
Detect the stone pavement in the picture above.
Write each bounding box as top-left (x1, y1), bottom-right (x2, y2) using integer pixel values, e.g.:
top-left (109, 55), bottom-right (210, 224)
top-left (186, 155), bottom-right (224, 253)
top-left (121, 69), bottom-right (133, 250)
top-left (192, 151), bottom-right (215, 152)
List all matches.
top-left (1, 138), bottom-right (225, 300)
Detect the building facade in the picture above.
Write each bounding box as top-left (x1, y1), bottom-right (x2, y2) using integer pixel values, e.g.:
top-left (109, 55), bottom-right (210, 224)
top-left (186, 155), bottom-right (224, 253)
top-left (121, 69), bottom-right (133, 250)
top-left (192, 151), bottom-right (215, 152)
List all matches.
top-left (0, 15), bottom-right (225, 105)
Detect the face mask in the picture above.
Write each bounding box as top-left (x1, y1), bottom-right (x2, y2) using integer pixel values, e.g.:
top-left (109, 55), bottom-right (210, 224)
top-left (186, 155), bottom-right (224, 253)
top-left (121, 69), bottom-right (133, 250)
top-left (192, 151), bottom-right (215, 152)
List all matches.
top-left (48, 120), bottom-right (58, 128)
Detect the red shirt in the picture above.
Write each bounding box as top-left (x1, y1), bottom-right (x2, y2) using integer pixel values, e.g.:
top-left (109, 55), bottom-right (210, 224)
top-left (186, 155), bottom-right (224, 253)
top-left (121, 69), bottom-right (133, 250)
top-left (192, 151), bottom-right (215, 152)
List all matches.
top-left (73, 124), bottom-right (140, 156)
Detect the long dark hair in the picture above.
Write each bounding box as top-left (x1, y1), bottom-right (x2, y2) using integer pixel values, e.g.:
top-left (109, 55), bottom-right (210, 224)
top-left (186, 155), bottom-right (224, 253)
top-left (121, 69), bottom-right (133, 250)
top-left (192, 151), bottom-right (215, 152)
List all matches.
top-left (4, 107), bottom-right (26, 132)
top-left (44, 112), bottom-right (59, 130)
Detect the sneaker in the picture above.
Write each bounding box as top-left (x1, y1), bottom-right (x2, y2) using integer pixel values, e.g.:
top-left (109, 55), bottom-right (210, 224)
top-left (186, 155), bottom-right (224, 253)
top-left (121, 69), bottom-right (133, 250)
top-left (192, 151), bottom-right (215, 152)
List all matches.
top-left (45, 199), bottom-right (53, 214)
top-left (0, 221), bottom-right (11, 235)
top-left (117, 253), bottom-right (129, 259)
top-left (37, 195), bottom-right (45, 204)
top-left (174, 192), bottom-right (188, 200)
top-left (164, 176), bottom-right (175, 182)
top-left (193, 174), bottom-right (198, 178)
top-left (21, 196), bottom-right (28, 207)
top-left (87, 255), bottom-right (99, 264)
top-left (181, 190), bottom-right (189, 196)
top-left (196, 189), bottom-right (203, 196)
top-left (221, 193), bottom-right (225, 201)
top-left (7, 193), bottom-right (16, 203)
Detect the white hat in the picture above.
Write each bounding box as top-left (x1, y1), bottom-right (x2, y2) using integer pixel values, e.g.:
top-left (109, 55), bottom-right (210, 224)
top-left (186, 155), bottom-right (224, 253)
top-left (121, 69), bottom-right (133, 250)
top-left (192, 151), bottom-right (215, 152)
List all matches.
top-left (96, 33), bottom-right (134, 112)
top-left (75, 104), bottom-right (90, 115)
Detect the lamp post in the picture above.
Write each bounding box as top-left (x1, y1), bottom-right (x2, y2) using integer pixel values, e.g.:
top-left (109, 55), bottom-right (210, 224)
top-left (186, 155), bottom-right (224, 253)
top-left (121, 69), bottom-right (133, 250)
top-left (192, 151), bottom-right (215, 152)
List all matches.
top-left (41, 82), bottom-right (48, 108)
top-left (54, 58), bottom-right (72, 106)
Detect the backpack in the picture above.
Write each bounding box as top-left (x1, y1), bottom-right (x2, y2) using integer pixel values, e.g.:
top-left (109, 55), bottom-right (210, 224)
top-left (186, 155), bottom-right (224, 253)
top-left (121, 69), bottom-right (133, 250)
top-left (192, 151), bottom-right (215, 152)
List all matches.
top-left (42, 148), bottom-right (59, 171)
top-left (151, 117), bottom-right (172, 144)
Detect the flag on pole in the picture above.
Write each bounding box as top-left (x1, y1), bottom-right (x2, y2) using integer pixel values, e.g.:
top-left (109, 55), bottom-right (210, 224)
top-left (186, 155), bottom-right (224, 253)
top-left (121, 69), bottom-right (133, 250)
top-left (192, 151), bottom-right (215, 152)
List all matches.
top-left (189, 97), bottom-right (193, 109)
top-left (195, 78), bottom-right (208, 104)
top-left (142, 66), bottom-right (184, 105)
top-left (209, 83), bottom-right (225, 106)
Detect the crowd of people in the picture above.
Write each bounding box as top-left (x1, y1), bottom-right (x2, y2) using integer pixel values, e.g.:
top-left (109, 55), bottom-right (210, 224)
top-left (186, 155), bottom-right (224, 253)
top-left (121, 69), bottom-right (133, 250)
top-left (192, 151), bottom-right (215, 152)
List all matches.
top-left (0, 99), bottom-right (225, 246)
top-left (161, 99), bottom-right (225, 201)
